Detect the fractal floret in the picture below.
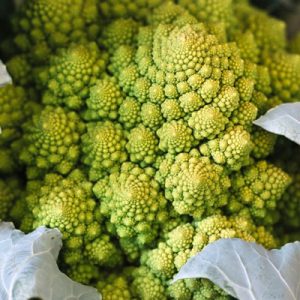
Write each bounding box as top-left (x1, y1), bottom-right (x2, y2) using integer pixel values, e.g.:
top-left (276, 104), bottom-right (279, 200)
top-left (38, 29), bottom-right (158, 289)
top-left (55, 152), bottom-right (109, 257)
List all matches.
top-left (20, 106), bottom-right (85, 178)
top-left (165, 152), bottom-right (231, 218)
top-left (1, 0), bottom-right (300, 299)
top-left (42, 42), bottom-right (107, 109)
top-left (10, 0), bottom-right (100, 60)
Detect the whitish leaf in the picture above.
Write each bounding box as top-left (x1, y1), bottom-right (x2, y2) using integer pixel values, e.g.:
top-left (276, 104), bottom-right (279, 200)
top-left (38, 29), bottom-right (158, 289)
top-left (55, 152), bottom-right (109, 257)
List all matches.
top-left (253, 103), bottom-right (300, 145)
top-left (0, 60), bottom-right (12, 87)
top-left (172, 238), bottom-right (300, 300)
top-left (0, 222), bottom-right (101, 300)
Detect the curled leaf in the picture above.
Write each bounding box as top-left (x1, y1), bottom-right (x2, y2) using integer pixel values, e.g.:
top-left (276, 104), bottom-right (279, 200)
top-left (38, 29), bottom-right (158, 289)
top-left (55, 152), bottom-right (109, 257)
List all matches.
top-left (0, 222), bottom-right (101, 300)
top-left (253, 103), bottom-right (300, 145)
top-left (173, 238), bottom-right (300, 300)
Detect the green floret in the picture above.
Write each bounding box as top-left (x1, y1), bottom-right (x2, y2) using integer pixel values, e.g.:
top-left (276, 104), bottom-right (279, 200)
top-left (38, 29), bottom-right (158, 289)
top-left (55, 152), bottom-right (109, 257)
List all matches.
top-left (112, 22), bottom-right (245, 116)
top-left (81, 121), bottom-right (127, 181)
top-left (278, 173), bottom-right (300, 229)
top-left (255, 66), bottom-right (271, 96)
top-left (233, 4), bottom-right (286, 60)
top-left (131, 267), bottom-right (167, 300)
top-left (157, 120), bottom-right (196, 154)
top-left (178, 0), bottom-right (234, 28)
top-left (141, 102), bottom-right (163, 130)
top-left (0, 84), bottom-right (28, 145)
top-left (234, 31), bottom-right (259, 63)
top-left (126, 125), bottom-right (158, 166)
top-left (97, 273), bottom-right (132, 300)
top-left (0, 178), bottom-right (21, 221)
top-left (212, 86), bottom-right (240, 117)
top-left (118, 97), bottom-right (141, 129)
top-left (93, 163), bottom-right (167, 246)
top-left (264, 52), bottom-right (300, 102)
top-left (228, 161), bottom-right (291, 225)
top-left (28, 170), bottom-right (101, 243)
top-left (99, 0), bottom-right (164, 21)
top-left (167, 223), bottom-right (195, 253)
top-left (42, 43), bottom-right (107, 109)
top-left (84, 235), bottom-right (123, 267)
top-left (251, 127), bottom-right (277, 159)
top-left (167, 280), bottom-right (192, 300)
top-left (200, 126), bottom-right (253, 171)
top-left (12, 0), bottom-right (100, 59)
top-left (148, 2), bottom-right (197, 26)
top-left (66, 262), bottom-right (99, 285)
top-left (6, 55), bottom-right (33, 86)
top-left (188, 278), bottom-right (231, 300)
top-left (154, 154), bottom-right (176, 185)
top-left (161, 99), bottom-right (184, 121)
top-left (20, 106), bottom-right (85, 178)
top-left (0, 148), bottom-right (18, 175)
top-left (178, 92), bottom-right (204, 113)
top-left (235, 77), bottom-right (255, 102)
top-left (188, 106), bottom-right (228, 140)
top-left (142, 243), bottom-right (175, 279)
top-left (230, 102), bottom-right (258, 128)
top-left (101, 18), bottom-right (139, 53)
top-left (83, 77), bottom-right (124, 121)
top-left (165, 153), bottom-right (230, 218)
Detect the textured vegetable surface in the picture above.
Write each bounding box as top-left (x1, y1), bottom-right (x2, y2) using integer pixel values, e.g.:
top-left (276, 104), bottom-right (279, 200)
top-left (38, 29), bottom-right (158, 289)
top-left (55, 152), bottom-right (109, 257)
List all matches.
top-left (0, 0), bottom-right (300, 299)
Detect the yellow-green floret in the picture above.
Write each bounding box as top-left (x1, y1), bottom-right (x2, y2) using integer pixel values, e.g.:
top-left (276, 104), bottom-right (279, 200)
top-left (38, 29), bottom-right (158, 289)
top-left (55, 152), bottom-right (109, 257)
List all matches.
top-left (164, 152), bottom-right (231, 218)
top-left (81, 121), bottom-right (127, 181)
top-left (97, 273), bottom-right (132, 300)
top-left (157, 120), bottom-right (196, 154)
top-left (0, 178), bottom-right (21, 221)
top-left (42, 43), bottom-right (107, 109)
top-left (20, 106), bottom-right (85, 178)
top-left (118, 97), bottom-right (141, 129)
top-left (200, 126), bottom-right (253, 171)
top-left (126, 125), bottom-right (158, 166)
top-left (228, 160), bottom-right (291, 225)
top-left (0, 84), bottom-right (28, 145)
top-left (83, 77), bottom-right (124, 121)
top-left (11, 0), bottom-right (100, 59)
top-left (93, 163), bottom-right (167, 246)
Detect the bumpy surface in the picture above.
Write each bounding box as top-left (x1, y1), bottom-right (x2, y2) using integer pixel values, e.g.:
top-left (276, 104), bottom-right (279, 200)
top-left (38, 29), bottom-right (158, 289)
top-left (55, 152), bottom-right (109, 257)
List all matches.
top-left (228, 161), bottom-right (291, 225)
top-left (20, 106), bottom-right (85, 178)
top-left (126, 125), bottom-right (159, 166)
top-left (165, 153), bottom-right (231, 218)
top-left (81, 121), bottom-right (127, 181)
top-left (12, 0), bottom-right (100, 58)
top-left (94, 163), bottom-right (167, 246)
top-left (84, 77), bottom-right (124, 121)
top-left (0, 178), bottom-right (21, 221)
top-left (42, 43), bottom-right (107, 109)
top-left (0, 85), bottom-right (27, 145)
top-left (1, 0), bottom-right (299, 298)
